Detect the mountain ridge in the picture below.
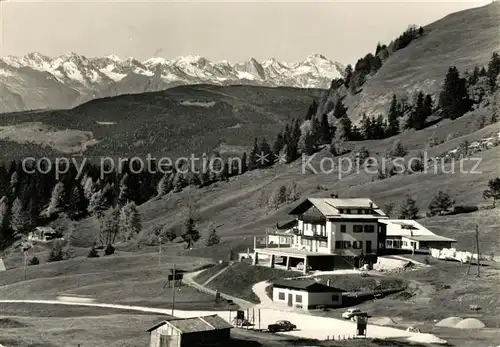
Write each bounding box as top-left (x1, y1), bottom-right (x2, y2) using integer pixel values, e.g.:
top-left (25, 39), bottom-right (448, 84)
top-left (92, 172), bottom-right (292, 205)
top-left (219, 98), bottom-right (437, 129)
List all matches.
top-left (0, 53), bottom-right (344, 113)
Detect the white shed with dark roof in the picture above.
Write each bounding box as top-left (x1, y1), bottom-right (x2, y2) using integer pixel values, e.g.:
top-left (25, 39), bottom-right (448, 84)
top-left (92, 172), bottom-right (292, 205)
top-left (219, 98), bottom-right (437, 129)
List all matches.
top-left (147, 314), bottom-right (233, 347)
top-left (272, 279), bottom-right (345, 310)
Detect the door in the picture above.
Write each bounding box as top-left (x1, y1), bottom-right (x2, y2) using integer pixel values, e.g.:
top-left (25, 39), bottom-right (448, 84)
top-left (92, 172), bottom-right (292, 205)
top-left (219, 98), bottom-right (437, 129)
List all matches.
top-left (287, 293), bottom-right (293, 307)
top-left (365, 241), bottom-right (372, 254)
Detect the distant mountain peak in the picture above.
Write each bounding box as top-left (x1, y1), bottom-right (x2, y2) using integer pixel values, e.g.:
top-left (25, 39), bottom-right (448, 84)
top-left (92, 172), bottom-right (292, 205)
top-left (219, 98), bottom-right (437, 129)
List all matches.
top-left (0, 51), bottom-right (344, 113)
top-left (106, 54), bottom-right (122, 62)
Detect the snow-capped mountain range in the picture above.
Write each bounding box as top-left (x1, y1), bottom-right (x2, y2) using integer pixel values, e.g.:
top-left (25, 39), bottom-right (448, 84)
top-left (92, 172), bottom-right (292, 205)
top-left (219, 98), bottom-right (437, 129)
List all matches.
top-left (0, 52), bottom-right (344, 113)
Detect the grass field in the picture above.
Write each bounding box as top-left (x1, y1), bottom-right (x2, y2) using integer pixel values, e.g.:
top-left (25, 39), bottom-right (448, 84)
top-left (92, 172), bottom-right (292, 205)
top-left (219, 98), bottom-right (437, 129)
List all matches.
top-left (0, 311), bottom-right (430, 347)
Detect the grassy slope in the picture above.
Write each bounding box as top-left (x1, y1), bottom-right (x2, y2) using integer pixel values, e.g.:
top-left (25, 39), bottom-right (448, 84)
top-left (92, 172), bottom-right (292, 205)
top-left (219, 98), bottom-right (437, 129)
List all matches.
top-left (346, 1), bottom-right (500, 121)
top-left (0, 84), bottom-right (324, 159)
top-left (129, 115), bottom-right (500, 257)
top-left (202, 262), bottom-right (301, 303)
top-left (0, 252), bottom-right (238, 310)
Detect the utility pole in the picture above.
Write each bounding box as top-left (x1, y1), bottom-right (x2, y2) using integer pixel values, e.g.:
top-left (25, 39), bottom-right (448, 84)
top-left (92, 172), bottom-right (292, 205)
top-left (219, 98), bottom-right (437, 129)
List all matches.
top-left (158, 236), bottom-right (162, 268)
top-left (475, 225), bottom-right (480, 277)
top-left (23, 251), bottom-right (27, 281)
top-left (466, 242), bottom-right (476, 275)
top-left (171, 264), bottom-right (176, 316)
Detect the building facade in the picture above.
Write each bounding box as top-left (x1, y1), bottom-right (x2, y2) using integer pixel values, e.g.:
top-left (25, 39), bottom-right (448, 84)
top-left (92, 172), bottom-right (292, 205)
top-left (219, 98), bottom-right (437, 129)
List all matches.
top-left (288, 198), bottom-right (387, 256)
top-left (272, 279), bottom-right (344, 310)
top-left (252, 198), bottom-right (388, 273)
top-left (380, 219), bottom-right (456, 251)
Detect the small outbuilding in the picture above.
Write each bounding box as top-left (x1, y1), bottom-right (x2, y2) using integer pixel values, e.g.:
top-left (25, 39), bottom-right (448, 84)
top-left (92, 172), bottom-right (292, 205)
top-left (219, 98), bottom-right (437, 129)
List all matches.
top-left (272, 279), bottom-right (344, 310)
top-left (28, 227), bottom-right (60, 243)
top-left (147, 314), bottom-right (233, 347)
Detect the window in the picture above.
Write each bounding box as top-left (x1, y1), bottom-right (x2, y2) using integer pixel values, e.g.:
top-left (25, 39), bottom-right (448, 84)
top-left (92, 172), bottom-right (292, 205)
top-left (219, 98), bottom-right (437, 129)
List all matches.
top-left (346, 209), bottom-right (351, 214)
top-left (160, 335), bottom-right (172, 347)
top-left (278, 292), bottom-right (285, 300)
top-left (340, 225), bottom-right (346, 233)
top-left (336, 241), bottom-right (351, 249)
top-left (364, 225), bottom-right (375, 233)
top-left (319, 240), bottom-right (327, 248)
top-left (312, 224), bottom-right (317, 233)
top-left (339, 209), bottom-right (344, 213)
top-left (357, 209), bottom-right (363, 214)
top-left (353, 241), bottom-right (363, 249)
top-left (353, 225), bottom-right (363, 233)
top-left (331, 294), bottom-right (339, 302)
top-left (295, 294), bottom-right (302, 303)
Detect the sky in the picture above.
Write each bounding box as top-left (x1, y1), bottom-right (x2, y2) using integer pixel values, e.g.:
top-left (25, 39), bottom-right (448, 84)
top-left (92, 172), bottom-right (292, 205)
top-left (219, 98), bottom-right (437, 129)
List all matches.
top-left (0, 0), bottom-right (491, 65)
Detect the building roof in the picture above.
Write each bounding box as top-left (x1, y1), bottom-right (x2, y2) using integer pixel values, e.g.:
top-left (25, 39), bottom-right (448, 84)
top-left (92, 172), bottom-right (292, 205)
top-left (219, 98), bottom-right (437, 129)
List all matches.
top-left (380, 219), bottom-right (456, 242)
top-left (276, 219), bottom-right (298, 230)
top-left (147, 315), bottom-right (233, 334)
top-left (404, 234), bottom-right (456, 242)
top-left (35, 226), bottom-right (56, 233)
top-left (272, 279), bottom-right (345, 292)
top-left (288, 198), bottom-right (387, 219)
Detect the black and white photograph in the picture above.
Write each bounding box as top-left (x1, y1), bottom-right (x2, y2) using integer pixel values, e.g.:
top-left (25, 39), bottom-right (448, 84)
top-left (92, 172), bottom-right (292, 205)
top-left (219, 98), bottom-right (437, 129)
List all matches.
top-left (0, 0), bottom-right (499, 346)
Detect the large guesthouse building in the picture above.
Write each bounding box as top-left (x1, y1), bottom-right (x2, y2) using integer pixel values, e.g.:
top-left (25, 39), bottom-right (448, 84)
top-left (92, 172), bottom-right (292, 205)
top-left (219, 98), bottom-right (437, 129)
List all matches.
top-left (252, 198), bottom-right (389, 273)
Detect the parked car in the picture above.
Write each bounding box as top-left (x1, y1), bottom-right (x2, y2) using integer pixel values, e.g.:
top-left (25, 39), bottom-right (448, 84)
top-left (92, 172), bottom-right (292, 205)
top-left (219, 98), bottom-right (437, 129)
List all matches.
top-left (342, 308), bottom-right (368, 320)
top-left (268, 320), bottom-right (296, 333)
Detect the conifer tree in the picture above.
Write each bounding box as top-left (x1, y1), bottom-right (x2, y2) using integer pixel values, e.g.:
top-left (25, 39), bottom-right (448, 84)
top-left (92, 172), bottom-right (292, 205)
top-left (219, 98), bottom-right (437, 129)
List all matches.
top-left (258, 138), bottom-right (272, 168)
top-left (428, 191), bottom-right (454, 216)
top-left (387, 94), bottom-right (401, 136)
top-left (248, 138), bottom-right (259, 170)
top-left (206, 228), bottom-right (221, 246)
top-left (87, 190), bottom-right (108, 218)
top-left (156, 172), bottom-right (173, 198)
top-left (10, 197), bottom-right (28, 235)
top-left (336, 115), bottom-right (352, 141)
top-left (344, 64), bottom-right (353, 88)
top-left (241, 152), bottom-right (248, 173)
top-left (439, 66), bottom-right (472, 119)
top-left (119, 201), bottom-right (142, 241)
top-left (319, 113), bottom-right (332, 144)
top-left (68, 185), bottom-right (87, 220)
top-left (487, 52), bottom-right (500, 91)
top-left (399, 195), bottom-right (419, 219)
top-left (483, 177), bottom-right (500, 208)
top-left (272, 132), bottom-right (285, 160)
top-left (47, 182), bottom-right (65, 216)
top-left (333, 99), bottom-right (348, 119)
top-left (103, 206), bottom-right (120, 245)
top-left (0, 197), bottom-right (12, 244)
top-left (468, 66), bottom-right (480, 85)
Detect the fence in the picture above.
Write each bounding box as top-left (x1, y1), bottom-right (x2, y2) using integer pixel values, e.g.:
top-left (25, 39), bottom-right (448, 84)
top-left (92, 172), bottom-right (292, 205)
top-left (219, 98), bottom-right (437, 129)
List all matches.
top-left (430, 248), bottom-right (500, 263)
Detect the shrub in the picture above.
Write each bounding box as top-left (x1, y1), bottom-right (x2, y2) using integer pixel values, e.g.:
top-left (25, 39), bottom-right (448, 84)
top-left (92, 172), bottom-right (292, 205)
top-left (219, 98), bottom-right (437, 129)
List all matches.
top-left (450, 205), bottom-right (478, 215)
top-left (28, 256), bottom-right (40, 266)
top-left (104, 244), bottom-right (115, 256)
top-left (46, 243), bottom-right (64, 263)
top-left (386, 140), bottom-right (407, 158)
top-left (445, 133), bottom-right (457, 142)
top-left (475, 114), bottom-right (487, 130)
top-left (87, 247), bottom-right (100, 258)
